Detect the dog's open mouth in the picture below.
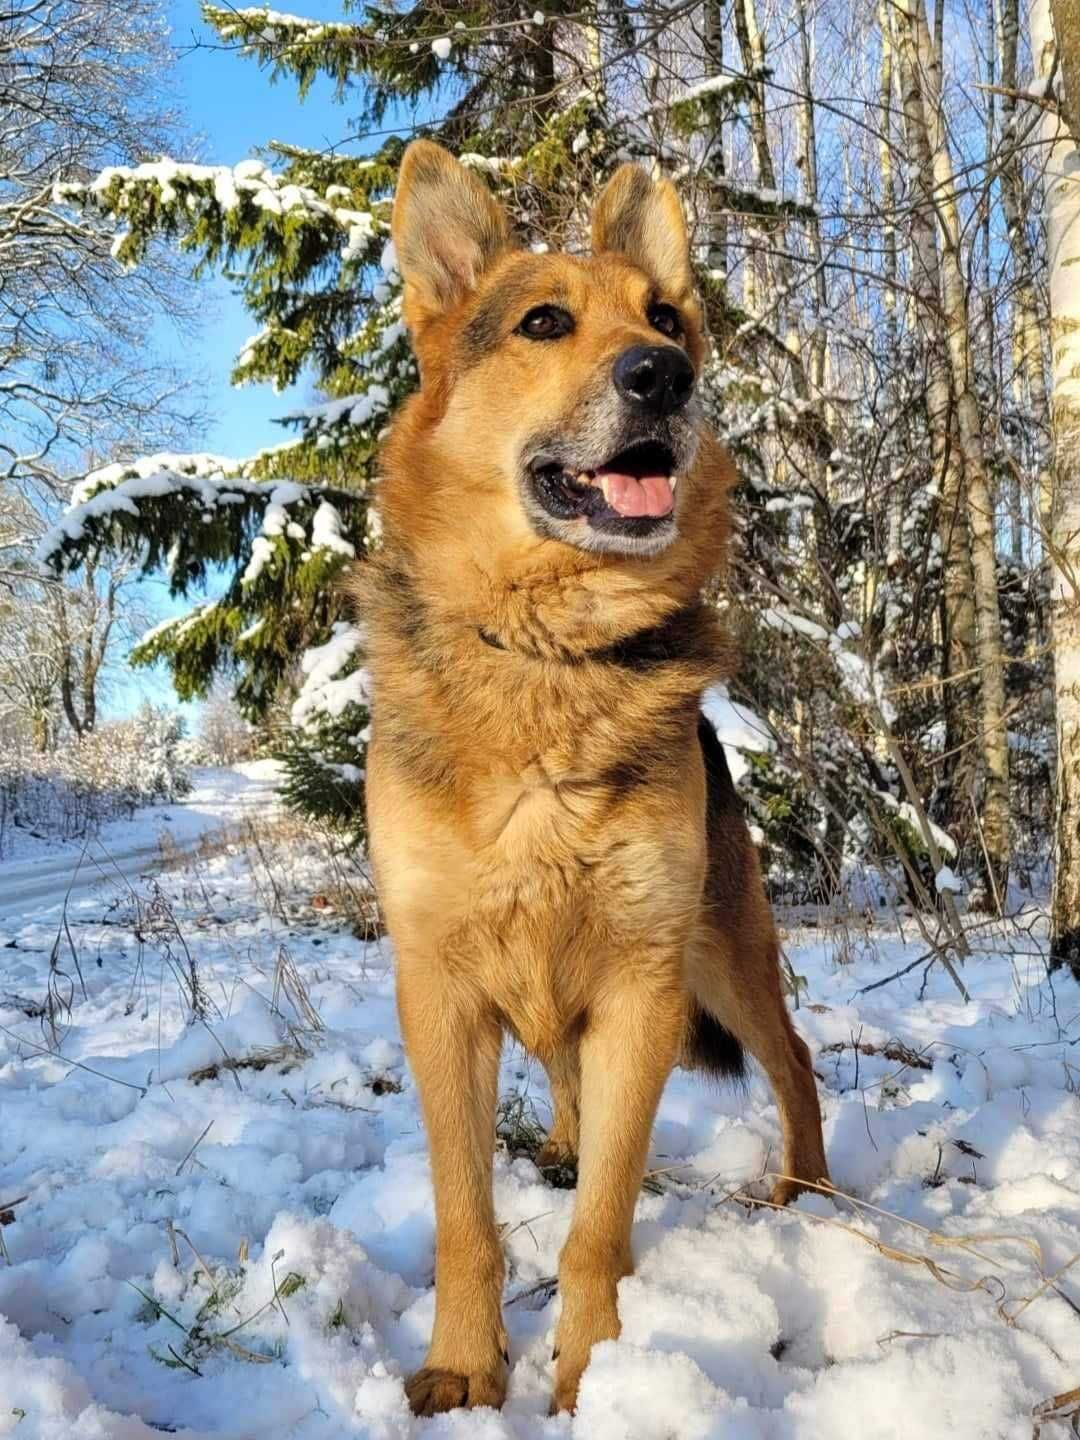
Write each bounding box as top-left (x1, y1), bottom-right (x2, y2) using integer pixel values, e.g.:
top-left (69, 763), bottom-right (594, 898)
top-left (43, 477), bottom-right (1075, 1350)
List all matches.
top-left (529, 440), bottom-right (677, 528)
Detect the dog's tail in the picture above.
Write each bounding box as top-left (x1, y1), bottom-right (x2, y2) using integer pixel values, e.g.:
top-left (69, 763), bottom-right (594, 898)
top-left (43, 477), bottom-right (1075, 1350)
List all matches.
top-left (685, 1003), bottom-right (746, 1082)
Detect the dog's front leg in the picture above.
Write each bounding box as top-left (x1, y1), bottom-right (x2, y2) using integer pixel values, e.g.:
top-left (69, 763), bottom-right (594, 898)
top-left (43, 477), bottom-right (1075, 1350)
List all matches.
top-left (398, 965), bottom-right (507, 1416)
top-left (552, 956), bottom-right (684, 1413)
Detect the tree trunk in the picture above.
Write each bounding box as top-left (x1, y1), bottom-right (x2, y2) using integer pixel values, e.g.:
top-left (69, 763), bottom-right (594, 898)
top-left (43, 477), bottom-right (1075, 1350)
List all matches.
top-left (733, 0), bottom-right (781, 319)
top-left (878, 2), bottom-right (905, 568)
top-left (895, 3), bottom-right (980, 858)
top-left (1034, 0), bottom-right (1080, 972)
top-left (703, 0), bottom-right (728, 280)
top-left (795, 0), bottom-right (827, 397)
top-left (1049, 0), bottom-right (1080, 139)
top-left (1002, 0), bottom-right (1054, 539)
top-left (898, 0), bottom-right (1012, 906)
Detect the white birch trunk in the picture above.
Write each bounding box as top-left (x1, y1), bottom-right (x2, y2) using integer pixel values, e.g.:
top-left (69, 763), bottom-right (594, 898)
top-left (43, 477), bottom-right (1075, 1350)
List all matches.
top-left (1032, 0), bottom-right (1080, 971)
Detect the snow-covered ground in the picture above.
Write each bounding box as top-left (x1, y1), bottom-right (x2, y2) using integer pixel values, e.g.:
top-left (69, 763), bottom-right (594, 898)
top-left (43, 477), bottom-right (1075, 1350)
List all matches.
top-left (0, 763), bottom-right (283, 920)
top-left (0, 811), bottom-right (1077, 1439)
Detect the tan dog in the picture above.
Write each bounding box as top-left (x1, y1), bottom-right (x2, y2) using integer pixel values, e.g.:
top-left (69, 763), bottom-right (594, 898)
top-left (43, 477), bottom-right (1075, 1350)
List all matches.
top-left (356, 140), bottom-right (828, 1418)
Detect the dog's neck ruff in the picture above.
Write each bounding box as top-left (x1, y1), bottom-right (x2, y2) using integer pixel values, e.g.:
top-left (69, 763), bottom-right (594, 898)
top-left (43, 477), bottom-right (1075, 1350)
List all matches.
top-left (475, 602), bottom-right (718, 672)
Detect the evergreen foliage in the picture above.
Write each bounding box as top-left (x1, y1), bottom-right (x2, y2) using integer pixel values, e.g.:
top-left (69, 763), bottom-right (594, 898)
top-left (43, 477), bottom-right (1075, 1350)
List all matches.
top-left (37, 2), bottom-right (1050, 907)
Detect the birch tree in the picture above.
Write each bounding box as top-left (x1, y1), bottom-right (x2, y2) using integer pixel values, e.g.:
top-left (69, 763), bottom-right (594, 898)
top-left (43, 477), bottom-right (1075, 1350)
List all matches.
top-left (1033, 0), bottom-right (1080, 972)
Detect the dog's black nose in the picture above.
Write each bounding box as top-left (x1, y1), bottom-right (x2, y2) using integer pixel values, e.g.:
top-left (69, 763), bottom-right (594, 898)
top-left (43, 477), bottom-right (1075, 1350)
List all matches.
top-left (613, 345), bottom-right (694, 417)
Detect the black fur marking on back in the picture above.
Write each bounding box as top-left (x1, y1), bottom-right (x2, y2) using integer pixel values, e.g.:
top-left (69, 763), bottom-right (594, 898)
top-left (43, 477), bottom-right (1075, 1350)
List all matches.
top-left (698, 712), bottom-right (744, 820)
top-left (687, 712), bottom-right (748, 1081)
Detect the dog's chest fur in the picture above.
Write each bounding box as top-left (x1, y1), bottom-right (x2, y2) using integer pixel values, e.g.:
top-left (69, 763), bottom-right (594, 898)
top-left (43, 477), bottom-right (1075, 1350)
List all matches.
top-left (364, 575), bottom-right (722, 1054)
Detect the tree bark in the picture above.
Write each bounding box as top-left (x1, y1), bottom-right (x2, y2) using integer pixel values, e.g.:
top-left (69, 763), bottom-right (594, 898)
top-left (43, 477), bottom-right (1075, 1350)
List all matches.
top-left (878, 2), bottom-right (904, 567)
top-left (795, 0), bottom-right (828, 397)
top-left (1049, 0), bottom-right (1080, 140)
top-left (898, 0), bottom-right (1012, 905)
top-left (1034, 0), bottom-right (1080, 972)
top-left (1002, 0), bottom-right (1054, 538)
top-left (703, 0), bottom-right (728, 280)
top-left (895, 2), bottom-right (980, 856)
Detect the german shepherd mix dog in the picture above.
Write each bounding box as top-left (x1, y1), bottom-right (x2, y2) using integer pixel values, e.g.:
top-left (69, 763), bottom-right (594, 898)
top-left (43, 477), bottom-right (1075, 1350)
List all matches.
top-left (357, 140), bottom-right (828, 1417)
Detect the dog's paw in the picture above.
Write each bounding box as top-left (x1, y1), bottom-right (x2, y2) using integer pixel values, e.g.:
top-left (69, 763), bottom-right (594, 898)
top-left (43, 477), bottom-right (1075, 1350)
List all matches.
top-left (535, 1137), bottom-right (575, 1168)
top-left (536, 1138), bottom-right (579, 1187)
top-left (768, 1174), bottom-right (825, 1207)
top-left (405, 1365), bottom-right (507, 1416)
top-left (549, 1364), bottom-right (585, 1416)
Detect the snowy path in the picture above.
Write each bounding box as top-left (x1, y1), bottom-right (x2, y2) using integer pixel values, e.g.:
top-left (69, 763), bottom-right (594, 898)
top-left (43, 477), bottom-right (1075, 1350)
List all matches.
top-left (0, 762), bottom-right (282, 923)
top-left (0, 829), bottom-right (1077, 1439)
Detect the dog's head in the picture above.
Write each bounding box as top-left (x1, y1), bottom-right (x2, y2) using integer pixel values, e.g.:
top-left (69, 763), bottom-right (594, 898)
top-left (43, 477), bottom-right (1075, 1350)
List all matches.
top-left (388, 141), bottom-right (709, 561)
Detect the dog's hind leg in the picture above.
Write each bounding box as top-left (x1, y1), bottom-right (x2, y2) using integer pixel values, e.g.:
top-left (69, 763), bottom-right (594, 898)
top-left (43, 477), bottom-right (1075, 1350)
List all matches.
top-left (398, 963), bottom-right (508, 1416)
top-left (551, 957), bottom-right (684, 1413)
top-left (686, 913), bottom-right (828, 1206)
top-left (537, 1035), bottom-right (580, 1171)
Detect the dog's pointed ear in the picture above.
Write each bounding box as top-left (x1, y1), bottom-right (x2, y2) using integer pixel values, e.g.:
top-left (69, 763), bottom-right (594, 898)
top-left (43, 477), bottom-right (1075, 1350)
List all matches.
top-left (592, 165), bottom-right (694, 300)
top-left (392, 140), bottom-right (511, 331)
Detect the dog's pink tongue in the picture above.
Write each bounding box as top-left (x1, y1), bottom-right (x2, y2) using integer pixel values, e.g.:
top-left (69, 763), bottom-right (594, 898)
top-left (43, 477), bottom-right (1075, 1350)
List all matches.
top-left (597, 471), bottom-right (674, 518)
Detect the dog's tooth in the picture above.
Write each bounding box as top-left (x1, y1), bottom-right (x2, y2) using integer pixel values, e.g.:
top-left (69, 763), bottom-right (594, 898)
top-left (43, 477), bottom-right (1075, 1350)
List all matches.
top-left (670, 474), bottom-right (679, 490)
top-left (599, 475), bottom-right (614, 503)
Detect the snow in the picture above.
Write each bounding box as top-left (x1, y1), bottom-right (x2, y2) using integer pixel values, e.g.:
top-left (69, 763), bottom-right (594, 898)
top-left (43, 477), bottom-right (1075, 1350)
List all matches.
top-left (311, 500), bottom-right (356, 559)
top-left (261, 481), bottom-right (306, 536)
top-left (460, 154), bottom-right (514, 176)
top-left (281, 386), bottom-right (392, 437)
top-left (0, 786), bottom-right (1076, 1436)
top-left (935, 865), bottom-right (964, 894)
top-left (0, 763), bottom-right (282, 911)
top-left (57, 156), bottom-right (380, 268)
top-left (291, 622), bottom-right (369, 728)
top-left (242, 534), bottom-right (276, 585)
top-left (702, 684), bottom-right (772, 784)
top-left (669, 74), bottom-right (743, 106)
top-left (36, 456), bottom-right (362, 588)
top-left (431, 36), bottom-right (452, 60)
top-left (878, 791), bottom-right (959, 860)
top-left (763, 607), bottom-right (830, 643)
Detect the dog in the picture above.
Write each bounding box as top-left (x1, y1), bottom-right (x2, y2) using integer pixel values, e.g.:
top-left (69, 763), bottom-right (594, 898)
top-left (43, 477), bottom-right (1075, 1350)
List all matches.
top-left (355, 140), bottom-right (829, 1418)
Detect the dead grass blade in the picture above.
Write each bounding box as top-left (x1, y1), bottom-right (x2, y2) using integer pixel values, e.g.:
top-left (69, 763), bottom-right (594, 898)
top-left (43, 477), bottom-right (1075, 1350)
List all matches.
top-left (271, 945), bottom-right (324, 1034)
top-left (0, 1021), bottom-right (147, 1095)
top-left (188, 1042), bottom-right (308, 1085)
top-left (1032, 1385), bottom-right (1080, 1439)
top-left (175, 1120), bottom-right (215, 1176)
top-left (746, 1173), bottom-right (1047, 1303)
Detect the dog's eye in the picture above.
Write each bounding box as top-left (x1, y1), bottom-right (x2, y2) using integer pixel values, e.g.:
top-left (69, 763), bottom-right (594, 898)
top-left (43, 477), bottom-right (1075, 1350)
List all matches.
top-left (648, 303), bottom-right (682, 339)
top-left (517, 305), bottom-right (573, 340)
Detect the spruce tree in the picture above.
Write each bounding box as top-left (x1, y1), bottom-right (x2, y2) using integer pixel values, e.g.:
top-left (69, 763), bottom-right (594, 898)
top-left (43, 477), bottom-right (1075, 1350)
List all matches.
top-left (38, 2), bottom-right (1010, 907)
top-left (37, 3), bottom-right (768, 836)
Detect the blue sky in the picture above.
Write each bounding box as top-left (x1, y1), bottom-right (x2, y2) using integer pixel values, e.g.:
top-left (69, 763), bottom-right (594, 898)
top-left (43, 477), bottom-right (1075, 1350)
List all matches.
top-left (115, 1), bottom-right (371, 718)
top-left (163, 0), bottom-right (360, 459)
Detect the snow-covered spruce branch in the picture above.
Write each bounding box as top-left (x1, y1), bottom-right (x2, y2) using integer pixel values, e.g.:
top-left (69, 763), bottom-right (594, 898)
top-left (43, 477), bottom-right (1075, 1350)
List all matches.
top-left (36, 454), bottom-right (365, 588)
top-left (52, 156), bottom-right (384, 277)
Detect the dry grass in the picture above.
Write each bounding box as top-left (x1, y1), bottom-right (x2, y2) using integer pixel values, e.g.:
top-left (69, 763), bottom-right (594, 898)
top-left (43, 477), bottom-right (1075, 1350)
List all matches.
top-left (1032, 1384), bottom-right (1080, 1438)
top-left (133, 1241), bottom-right (308, 1374)
top-left (188, 1041), bottom-right (310, 1085)
top-left (716, 1173), bottom-right (1080, 1368)
top-left (190, 813), bottom-right (384, 939)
